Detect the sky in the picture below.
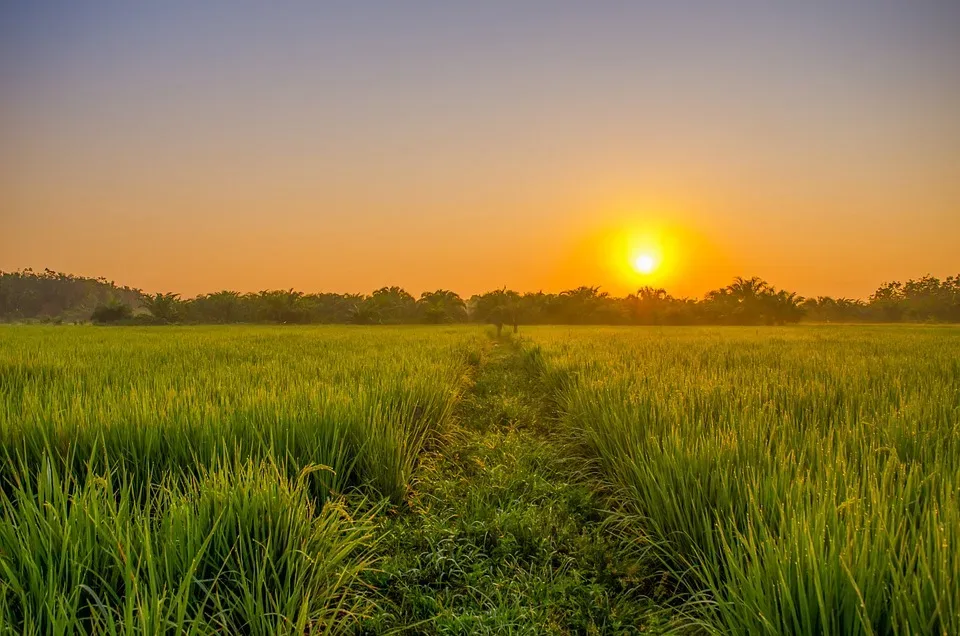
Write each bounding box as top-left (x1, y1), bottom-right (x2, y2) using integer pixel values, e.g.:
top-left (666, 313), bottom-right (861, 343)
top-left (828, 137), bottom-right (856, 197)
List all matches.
top-left (2, 1), bottom-right (959, 299)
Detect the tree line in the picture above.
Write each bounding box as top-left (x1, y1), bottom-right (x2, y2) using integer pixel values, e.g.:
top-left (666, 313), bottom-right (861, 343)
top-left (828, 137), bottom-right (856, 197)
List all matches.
top-left (1, 268), bottom-right (958, 327)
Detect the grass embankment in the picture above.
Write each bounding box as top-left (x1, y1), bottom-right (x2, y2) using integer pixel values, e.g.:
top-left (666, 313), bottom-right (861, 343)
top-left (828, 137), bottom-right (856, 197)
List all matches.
top-left (358, 335), bottom-right (675, 634)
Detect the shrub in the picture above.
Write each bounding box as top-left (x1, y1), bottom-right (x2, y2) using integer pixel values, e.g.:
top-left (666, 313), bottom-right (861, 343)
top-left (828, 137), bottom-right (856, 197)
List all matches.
top-left (90, 300), bottom-right (133, 323)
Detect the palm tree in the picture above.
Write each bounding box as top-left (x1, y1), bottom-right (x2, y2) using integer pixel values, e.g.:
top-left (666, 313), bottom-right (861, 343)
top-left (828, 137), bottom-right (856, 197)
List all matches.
top-left (256, 289), bottom-right (305, 323)
top-left (141, 292), bottom-right (183, 323)
top-left (417, 290), bottom-right (467, 324)
top-left (557, 286), bottom-right (606, 324)
top-left (191, 290), bottom-right (243, 323)
top-left (368, 286), bottom-right (417, 323)
top-left (725, 276), bottom-right (771, 301)
top-left (473, 288), bottom-right (522, 335)
top-left (764, 290), bottom-right (804, 325)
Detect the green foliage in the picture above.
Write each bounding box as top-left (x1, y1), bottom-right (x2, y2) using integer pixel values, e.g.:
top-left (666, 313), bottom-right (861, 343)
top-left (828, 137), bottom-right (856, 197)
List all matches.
top-left (141, 292), bottom-right (184, 324)
top-left (4, 268), bottom-right (959, 325)
top-left (0, 326), bottom-right (482, 632)
top-left (417, 290), bottom-right (468, 324)
top-left (528, 325), bottom-right (960, 635)
top-left (869, 274), bottom-right (960, 322)
top-left (0, 268), bottom-right (142, 323)
top-left (802, 296), bottom-right (869, 322)
top-left (186, 290), bottom-right (245, 323)
top-left (358, 338), bottom-right (674, 634)
top-left (0, 454), bottom-right (377, 634)
top-left (363, 286), bottom-right (418, 324)
top-left (698, 277), bottom-right (805, 325)
top-left (90, 299), bottom-right (134, 323)
top-left (2, 322), bottom-right (957, 633)
top-left (471, 288), bottom-right (522, 334)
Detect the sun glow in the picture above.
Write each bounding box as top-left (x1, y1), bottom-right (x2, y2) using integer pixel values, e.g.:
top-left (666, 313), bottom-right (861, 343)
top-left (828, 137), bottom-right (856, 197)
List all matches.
top-left (565, 213), bottom-right (711, 295)
top-left (632, 253), bottom-right (658, 275)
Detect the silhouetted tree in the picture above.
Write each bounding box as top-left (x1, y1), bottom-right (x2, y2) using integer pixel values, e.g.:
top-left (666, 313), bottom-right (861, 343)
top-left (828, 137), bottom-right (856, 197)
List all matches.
top-left (803, 296), bottom-right (867, 322)
top-left (366, 286), bottom-right (417, 324)
top-left (141, 292), bottom-right (184, 324)
top-left (348, 301), bottom-right (379, 325)
top-left (472, 289), bottom-right (523, 335)
top-left (869, 281), bottom-right (905, 321)
top-left (5, 267), bottom-right (959, 326)
top-left (0, 268), bottom-right (142, 322)
top-left (91, 299), bottom-right (133, 323)
top-left (557, 286), bottom-right (607, 324)
top-left (624, 287), bottom-right (674, 325)
top-left (188, 291), bottom-right (245, 323)
top-left (417, 290), bottom-right (467, 324)
top-left (256, 289), bottom-right (308, 323)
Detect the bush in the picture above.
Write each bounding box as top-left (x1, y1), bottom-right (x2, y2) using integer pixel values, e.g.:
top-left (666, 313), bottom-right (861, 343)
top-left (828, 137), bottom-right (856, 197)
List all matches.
top-left (90, 300), bottom-right (133, 323)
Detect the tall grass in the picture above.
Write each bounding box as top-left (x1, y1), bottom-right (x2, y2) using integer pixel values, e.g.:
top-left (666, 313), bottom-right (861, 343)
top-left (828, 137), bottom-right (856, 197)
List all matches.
top-left (528, 325), bottom-right (960, 635)
top-left (0, 325), bottom-right (481, 632)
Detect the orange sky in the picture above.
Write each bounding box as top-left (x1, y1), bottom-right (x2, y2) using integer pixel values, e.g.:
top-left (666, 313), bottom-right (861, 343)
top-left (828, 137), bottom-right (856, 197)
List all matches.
top-left (2, 3), bottom-right (959, 299)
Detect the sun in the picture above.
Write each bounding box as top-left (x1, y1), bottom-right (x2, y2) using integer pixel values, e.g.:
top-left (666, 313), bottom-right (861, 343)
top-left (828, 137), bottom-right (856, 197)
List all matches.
top-left (631, 252), bottom-right (658, 275)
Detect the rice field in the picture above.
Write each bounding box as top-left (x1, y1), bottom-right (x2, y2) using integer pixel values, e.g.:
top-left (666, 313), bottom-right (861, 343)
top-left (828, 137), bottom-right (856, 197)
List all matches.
top-left (1, 324), bottom-right (958, 634)
top-left (526, 325), bottom-right (960, 635)
top-left (0, 325), bottom-right (480, 633)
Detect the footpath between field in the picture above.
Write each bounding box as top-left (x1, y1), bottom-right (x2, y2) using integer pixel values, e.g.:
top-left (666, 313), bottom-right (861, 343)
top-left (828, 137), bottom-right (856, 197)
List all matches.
top-left (354, 334), bottom-right (678, 634)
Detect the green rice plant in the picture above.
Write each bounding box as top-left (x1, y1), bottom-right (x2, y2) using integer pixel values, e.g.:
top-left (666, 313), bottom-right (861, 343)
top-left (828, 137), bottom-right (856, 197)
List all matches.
top-left (527, 325), bottom-right (960, 635)
top-left (0, 325), bottom-right (479, 502)
top-left (0, 324), bottom-right (483, 632)
top-left (0, 451), bottom-right (378, 634)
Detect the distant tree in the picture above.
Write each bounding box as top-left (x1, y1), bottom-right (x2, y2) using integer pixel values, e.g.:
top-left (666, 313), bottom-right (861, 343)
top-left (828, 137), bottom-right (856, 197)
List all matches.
top-left (91, 299), bottom-right (133, 323)
top-left (724, 276), bottom-right (772, 324)
top-left (700, 277), bottom-right (806, 325)
top-left (0, 268), bottom-right (142, 322)
top-left (518, 291), bottom-right (550, 325)
top-left (472, 289), bottom-right (523, 335)
top-left (367, 286), bottom-right (417, 324)
top-left (141, 292), bottom-right (184, 324)
top-left (763, 289), bottom-right (804, 325)
top-left (944, 276), bottom-right (960, 322)
top-left (187, 291), bottom-right (245, 323)
top-left (869, 281), bottom-right (905, 321)
top-left (557, 286), bottom-right (607, 324)
top-left (901, 275), bottom-right (953, 321)
top-left (256, 289), bottom-right (307, 323)
top-left (348, 300), bottom-right (379, 325)
top-left (7, 266), bottom-right (960, 326)
top-left (303, 292), bottom-right (358, 324)
top-left (802, 296), bottom-right (867, 322)
top-left (417, 290), bottom-right (467, 324)
top-left (624, 287), bottom-right (674, 325)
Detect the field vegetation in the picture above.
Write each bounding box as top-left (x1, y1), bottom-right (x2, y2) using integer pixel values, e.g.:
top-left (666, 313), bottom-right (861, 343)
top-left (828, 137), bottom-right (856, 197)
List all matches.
top-left (1, 323), bottom-right (957, 634)
top-left (0, 326), bottom-right (480, 633)
top-left (527, 325), bottom-right (960, 634)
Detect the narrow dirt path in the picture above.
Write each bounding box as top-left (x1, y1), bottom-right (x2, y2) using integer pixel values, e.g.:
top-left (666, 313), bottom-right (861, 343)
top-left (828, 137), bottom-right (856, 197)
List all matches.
top-left (356, 336), bottom-right (676, 634)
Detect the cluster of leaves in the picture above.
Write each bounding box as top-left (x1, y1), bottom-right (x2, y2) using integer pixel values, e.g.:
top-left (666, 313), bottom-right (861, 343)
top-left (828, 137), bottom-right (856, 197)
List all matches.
top-left (3, 269), bottom-right (959, 325)
top-left (0, 269), bottom-right (141, 322)
top-left (129, 287), bottom-right (469, 325)
top-left (473, 278), bottom-right (806, 327)
top-left (803, 275), bottom-right (960, 323)
top-left (0, 454), bottom-right (377, 633)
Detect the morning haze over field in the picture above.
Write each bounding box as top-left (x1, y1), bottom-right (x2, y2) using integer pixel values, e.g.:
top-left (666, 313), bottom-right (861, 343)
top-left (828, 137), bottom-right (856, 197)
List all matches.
top-left (2, 2), bottom-right (959, 298)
